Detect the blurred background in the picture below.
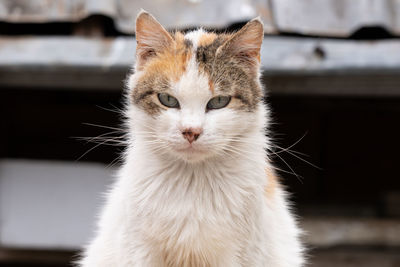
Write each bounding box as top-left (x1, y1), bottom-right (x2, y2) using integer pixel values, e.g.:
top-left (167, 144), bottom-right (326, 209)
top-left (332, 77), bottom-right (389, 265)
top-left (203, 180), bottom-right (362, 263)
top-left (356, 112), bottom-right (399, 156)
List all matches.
top-left (1, 0), bottom-right (400, 266)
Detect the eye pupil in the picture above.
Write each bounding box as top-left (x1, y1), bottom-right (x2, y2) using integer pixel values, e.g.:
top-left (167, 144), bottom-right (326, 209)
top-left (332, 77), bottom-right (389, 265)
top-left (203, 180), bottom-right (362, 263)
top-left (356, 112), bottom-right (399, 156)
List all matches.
top-left (158, 93), bottom-right (180, 108)
top-left (207, 96), bottom-right (231, 110)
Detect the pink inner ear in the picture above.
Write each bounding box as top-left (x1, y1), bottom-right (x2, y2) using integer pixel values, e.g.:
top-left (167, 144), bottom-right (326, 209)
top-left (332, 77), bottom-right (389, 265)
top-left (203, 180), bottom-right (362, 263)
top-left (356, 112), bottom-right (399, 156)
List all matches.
top-left (222, 20), bottom-right (264, 64)
top-left (135, 12), bottom-right (173, 68)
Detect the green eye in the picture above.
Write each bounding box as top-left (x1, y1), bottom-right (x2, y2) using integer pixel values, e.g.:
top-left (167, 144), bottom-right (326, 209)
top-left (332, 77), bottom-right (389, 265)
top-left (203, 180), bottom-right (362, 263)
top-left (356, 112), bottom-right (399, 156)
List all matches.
top-left (158, 93), bottom-right (180, 108)
top-left (206, 96), bottom-right (231, 110)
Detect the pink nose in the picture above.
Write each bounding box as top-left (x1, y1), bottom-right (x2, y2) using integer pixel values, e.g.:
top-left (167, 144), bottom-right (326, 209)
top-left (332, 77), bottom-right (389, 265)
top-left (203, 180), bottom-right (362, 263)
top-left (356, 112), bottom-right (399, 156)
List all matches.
top-left (181, 128), bottom-right (202, 143)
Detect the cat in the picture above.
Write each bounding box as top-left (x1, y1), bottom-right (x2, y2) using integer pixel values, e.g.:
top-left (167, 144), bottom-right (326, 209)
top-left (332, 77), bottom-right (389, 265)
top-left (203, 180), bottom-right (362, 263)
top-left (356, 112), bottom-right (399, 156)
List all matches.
top-left (78, 11), bottom-right (305, 267)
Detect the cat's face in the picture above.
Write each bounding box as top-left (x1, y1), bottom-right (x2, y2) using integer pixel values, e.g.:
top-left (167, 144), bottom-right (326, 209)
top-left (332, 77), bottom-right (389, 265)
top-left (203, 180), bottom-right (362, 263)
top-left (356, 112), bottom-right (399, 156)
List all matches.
top-left (128, 12), bottom-right (264, 163)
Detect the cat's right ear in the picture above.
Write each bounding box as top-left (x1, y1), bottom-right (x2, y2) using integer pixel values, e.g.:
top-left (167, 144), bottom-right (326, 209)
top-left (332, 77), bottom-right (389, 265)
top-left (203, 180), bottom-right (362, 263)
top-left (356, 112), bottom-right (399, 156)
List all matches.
top-left (135, 11), bottom-right (173, 69)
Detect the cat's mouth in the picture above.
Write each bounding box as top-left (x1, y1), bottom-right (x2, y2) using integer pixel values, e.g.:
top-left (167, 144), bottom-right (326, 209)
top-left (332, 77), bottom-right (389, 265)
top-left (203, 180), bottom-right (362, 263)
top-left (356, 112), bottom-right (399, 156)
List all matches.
top-left (175, 143), bottom-right (207, 154)
top-left (172, 143), bottom-right (210, 163)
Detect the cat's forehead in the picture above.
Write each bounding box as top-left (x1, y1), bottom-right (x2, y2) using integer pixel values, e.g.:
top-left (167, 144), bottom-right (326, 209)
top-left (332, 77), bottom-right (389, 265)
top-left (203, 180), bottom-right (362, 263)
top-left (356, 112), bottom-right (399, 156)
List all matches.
top-left (183, 29), bottom-right (221, 49)
top-left (132, 25), bottom-right (262, 114)
top-left (167, 30), bottom-right (237, 105)
top-left (140, 29), bottom-right (231, 93)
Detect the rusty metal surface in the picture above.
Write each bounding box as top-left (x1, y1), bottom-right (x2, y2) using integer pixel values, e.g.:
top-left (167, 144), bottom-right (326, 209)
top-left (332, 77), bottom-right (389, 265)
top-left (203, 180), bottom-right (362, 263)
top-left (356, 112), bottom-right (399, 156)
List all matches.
top-left (2, 36), bottom-right (400, 73)
top-left (0, 36), bottom-right (135, 68)
top-left (0, 0), bottom-right (275, 34)
top-left (273, 0), bottom-right (400, 36)
top-left (1, 0), bottom-right (400, 36)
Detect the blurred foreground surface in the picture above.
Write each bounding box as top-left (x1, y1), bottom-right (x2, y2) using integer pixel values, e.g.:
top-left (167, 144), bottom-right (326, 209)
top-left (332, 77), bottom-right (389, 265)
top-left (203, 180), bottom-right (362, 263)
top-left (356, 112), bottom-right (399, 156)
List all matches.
top-left (1, 247), bottom-right (400, 266)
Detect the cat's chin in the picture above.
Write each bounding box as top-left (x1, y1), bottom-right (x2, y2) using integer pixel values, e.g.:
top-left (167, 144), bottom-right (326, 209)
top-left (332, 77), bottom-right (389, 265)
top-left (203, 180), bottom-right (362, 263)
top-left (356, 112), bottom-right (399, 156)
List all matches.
top-left (172, 145), bottom-right (212, 163)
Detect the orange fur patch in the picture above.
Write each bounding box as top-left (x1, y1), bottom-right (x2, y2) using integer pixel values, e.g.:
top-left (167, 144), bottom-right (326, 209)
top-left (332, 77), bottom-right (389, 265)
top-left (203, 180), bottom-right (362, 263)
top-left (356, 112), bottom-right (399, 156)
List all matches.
top-left (208, 79), bottom-right (214, 93)
top-left (198, 32), bottom-right (218, 47)
top-left (265, 167), bottom-right (280, 198)
top-left (143, 32), bottom-right (192, 83)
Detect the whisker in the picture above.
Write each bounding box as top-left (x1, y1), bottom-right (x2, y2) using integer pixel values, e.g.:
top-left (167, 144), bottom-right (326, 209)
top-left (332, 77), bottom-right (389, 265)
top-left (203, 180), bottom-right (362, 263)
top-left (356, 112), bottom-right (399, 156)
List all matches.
top-left (79, 140), bottom-right (127, 146)
top-left (220, 145), bottom-right (261, 163)
top-left (96, 105), bottom-right (124, 114)
top-left (270, 165), bottom-right (304, 178)
top-left (271, 132), bottom-right (307, 156)
top-left (82, 122), bottom-right (124, 132)
top-left (271, 144), bottom-right (307, 157)
top-left (278, 148), bottom-right (321, 170)
top-left (106, 154), bottom-right (123, 169)
top-left (270, 132), bottom-right (321, 170)
top-left (270, 150), bottom-right (303, 182)
top-left (76, 139), bottom-right (113, 161)
top-left (75, 131), bottom-right (125, 143)
top-left (280, 132), bottom-right (308, 153)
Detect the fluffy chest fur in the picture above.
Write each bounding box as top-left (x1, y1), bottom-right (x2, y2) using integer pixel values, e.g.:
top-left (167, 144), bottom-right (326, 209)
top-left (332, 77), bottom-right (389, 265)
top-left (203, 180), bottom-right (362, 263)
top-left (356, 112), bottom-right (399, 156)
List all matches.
top-left (118, 143), bottom-right (266, 266)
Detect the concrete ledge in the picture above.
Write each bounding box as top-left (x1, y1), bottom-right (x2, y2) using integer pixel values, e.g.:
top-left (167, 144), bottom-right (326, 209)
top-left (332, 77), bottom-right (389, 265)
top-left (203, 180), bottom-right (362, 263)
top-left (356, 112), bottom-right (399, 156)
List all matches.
top-left (0, 159), bottom-right (115, 250)
top-left (1, 159), bottom-right (400, 250)
top-left (1, 36), bottom-right (400, 95)
top-left (302, 217), bottom-right (400, 247)
top-left (311, 247), bottom-right (400, 267)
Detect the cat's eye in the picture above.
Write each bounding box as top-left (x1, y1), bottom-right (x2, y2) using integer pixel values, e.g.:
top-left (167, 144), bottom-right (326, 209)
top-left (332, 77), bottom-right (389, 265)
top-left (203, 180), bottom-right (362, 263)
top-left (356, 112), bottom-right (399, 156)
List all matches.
top-left (158, 93), bottom-right (180, 108)
top-left (206, 96), bottom-right (231, 110)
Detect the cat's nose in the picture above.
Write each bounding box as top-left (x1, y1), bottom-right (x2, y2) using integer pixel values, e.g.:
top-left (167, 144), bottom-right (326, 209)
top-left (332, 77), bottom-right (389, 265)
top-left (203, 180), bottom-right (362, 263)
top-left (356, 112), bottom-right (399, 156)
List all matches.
top-left (181, 128), bottom-right (202, 143)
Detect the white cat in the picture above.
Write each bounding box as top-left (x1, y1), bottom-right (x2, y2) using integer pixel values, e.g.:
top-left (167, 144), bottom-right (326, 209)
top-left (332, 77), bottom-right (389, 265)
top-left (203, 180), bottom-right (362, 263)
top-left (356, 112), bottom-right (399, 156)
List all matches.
top-left (78, 11), bottom-right (305, 267)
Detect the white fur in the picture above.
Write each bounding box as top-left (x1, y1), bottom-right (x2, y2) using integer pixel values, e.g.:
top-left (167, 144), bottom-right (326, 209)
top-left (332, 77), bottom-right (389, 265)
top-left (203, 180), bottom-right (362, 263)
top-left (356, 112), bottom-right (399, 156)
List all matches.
top-left (184, 28), bottom-right (206, 50)
top-left (78, 30), bottom-right (305, 267)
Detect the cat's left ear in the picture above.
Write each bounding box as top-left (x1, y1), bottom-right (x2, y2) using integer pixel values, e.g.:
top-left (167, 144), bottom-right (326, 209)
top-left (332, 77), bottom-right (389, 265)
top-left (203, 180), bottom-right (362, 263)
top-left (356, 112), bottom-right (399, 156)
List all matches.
top-left (218, 18), bottom-right (264, 68)
top-left (135, 11), bottom-right (173, 69)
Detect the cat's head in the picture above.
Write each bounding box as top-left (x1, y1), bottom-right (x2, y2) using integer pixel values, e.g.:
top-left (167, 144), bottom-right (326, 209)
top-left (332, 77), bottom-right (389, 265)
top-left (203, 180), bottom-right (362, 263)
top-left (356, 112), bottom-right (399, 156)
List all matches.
top-left (127, 11), bottom-right (266, 163)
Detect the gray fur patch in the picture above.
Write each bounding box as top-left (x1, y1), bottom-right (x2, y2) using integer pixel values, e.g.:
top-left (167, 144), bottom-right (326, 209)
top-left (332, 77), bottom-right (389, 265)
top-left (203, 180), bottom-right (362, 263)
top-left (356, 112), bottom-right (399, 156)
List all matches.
top-left (195, 36), bottom-right (262, 111)
top-left (132, 75), bottom-right (169, 116)
top-left (183, 39), bottom-right (193, 49)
